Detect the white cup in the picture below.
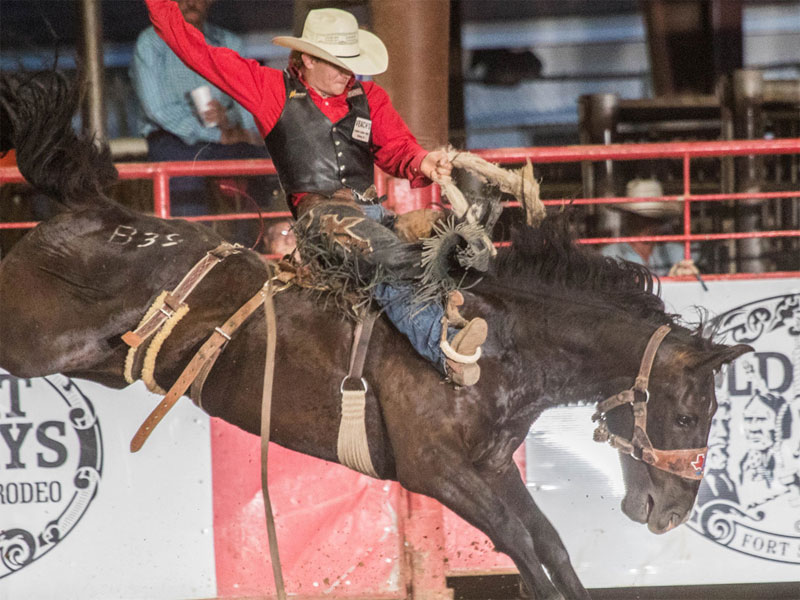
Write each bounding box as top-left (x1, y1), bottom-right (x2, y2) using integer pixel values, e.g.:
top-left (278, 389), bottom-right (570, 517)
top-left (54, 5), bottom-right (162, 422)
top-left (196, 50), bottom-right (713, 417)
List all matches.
top-left (190, 85), bottom-right (217, 127)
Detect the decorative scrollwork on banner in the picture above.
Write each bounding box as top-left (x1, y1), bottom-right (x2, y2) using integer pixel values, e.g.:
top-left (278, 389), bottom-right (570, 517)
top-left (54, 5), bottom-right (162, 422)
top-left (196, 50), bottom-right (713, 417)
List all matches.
top-left (0, 530), bottom-right (36, 572)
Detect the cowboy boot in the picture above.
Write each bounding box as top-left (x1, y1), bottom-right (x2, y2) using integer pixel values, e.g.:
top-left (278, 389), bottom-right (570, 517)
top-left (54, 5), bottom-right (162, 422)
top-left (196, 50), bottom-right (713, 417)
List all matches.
top-left (445, 317), bottom-right (488, 386)
top-left (445, 290), bottom-right (469, 328)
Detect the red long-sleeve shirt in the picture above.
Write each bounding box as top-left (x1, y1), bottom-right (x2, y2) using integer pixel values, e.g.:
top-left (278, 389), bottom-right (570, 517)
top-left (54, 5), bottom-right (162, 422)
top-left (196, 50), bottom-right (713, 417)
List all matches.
top-left (144, 0), bottom-right (431, 198)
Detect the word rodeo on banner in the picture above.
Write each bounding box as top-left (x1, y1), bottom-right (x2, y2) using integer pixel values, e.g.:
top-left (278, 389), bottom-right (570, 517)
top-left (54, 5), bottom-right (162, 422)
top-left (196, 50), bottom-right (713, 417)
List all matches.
top-left (0, 374), bottom-right (102, 578)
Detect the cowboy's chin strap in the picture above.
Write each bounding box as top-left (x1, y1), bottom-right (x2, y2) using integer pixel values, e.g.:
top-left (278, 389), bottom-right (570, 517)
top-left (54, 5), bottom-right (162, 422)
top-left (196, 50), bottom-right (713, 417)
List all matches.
top-left (592, 325), bottom-right (709, 481)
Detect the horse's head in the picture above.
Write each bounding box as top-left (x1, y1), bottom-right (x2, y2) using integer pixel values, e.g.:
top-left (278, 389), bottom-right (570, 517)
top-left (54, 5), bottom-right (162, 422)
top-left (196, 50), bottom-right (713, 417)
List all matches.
top-left (601, 332), bottom-right (751, 534)
top-left (488, 216), bottom-right (755, 534)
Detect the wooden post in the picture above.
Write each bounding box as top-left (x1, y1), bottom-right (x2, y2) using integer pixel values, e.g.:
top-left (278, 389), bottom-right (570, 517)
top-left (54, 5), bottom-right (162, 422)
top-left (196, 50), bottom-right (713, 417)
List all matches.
top-left (642, 0), bottom-right (742, 96)
top-left (371, 0), bottom-right (450, 212)
top-left (401, 491), bottom-right (454, 600)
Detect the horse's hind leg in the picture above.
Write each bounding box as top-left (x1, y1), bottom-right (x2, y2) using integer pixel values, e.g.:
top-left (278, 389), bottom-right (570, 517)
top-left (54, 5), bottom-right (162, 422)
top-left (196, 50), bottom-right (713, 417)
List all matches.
top-left (492, 466), bottom-right (591, 600)
top-left (400, 452), bottom-right (570, 600)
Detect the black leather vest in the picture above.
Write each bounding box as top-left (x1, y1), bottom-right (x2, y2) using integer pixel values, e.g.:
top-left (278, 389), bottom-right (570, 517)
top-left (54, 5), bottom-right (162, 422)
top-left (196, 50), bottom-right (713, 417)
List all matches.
top-left (264, 71), bottom-right (374, 197)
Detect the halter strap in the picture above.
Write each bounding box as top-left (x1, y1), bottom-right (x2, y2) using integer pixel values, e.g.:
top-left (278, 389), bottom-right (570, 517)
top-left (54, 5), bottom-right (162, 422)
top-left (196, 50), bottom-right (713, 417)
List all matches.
top-left (634, 324), bottom-right (671, 392)
top-left (593, 325), bottom-right (709, 481)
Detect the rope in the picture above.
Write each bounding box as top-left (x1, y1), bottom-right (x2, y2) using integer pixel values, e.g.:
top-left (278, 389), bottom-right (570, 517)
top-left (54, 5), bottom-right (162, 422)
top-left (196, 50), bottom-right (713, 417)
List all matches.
top-left (439, 146), bottom-right (545, 226)
top-left (141, 302), bottom-right (190, 395)
top-left (336, 313), bottom-right (379, 478)
top-left (124, 290), bottom-right (170, 385)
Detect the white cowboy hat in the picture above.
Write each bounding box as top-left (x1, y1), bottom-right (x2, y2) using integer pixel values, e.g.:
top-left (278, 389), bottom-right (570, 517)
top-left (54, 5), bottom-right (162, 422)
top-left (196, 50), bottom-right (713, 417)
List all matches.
top-left (273, 8), bottom-right (388, 76)
top-left (617, 178), bottom-right (683, 218)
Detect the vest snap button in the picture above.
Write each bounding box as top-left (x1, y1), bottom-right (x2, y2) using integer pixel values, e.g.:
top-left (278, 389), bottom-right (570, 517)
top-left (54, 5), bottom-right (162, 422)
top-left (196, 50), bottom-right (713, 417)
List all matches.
top-left (338, 152), bottom-right (343, 157)
top-left (341, 177), bottom-right (347, 183)
top-left (332, 126), bottom-right (337, 132)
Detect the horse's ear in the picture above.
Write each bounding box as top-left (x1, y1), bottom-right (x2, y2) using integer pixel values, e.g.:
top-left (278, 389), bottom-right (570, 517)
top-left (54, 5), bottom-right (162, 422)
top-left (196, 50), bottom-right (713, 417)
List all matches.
top-left (691, 343), bottom-right (753, 372)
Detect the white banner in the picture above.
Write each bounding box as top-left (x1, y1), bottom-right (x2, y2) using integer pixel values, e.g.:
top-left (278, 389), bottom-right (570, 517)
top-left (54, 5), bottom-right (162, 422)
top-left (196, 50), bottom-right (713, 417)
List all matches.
top-left (525, 277), bottom-right (800, 588)
top-left (0, 377), bottom-right (215, 600)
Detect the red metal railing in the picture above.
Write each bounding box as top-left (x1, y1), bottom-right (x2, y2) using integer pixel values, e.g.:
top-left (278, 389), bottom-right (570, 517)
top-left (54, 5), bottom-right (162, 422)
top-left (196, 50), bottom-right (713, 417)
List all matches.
top-left (2, 138), bottom-right (799, 277)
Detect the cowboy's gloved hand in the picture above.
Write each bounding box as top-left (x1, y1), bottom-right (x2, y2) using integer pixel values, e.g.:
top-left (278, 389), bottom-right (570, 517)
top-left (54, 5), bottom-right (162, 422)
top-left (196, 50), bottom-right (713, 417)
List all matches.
top-left (668, 258), bottom-right (700, 277)
top-left (421, 150), bottom-right (453, 183)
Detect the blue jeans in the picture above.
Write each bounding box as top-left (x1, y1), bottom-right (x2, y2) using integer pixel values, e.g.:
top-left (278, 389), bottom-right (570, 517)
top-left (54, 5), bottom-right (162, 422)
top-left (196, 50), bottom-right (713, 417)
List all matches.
top-left (362, 204), bottom-right (451, 374)
top-left (372, 283), bottom-right (448, 373)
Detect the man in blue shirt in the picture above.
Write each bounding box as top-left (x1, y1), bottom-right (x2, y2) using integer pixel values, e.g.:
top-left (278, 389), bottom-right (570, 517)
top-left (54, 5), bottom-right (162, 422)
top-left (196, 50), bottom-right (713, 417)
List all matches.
top-left (130, 0), bottom-right (269, 218)
top-left (601, 178), bottom-right (687, 277)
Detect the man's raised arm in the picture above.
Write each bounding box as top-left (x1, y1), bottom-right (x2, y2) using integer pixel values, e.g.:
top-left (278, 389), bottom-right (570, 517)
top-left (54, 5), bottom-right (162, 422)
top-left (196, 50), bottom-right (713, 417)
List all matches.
top-left (143, 0), bottom-right (284, 134)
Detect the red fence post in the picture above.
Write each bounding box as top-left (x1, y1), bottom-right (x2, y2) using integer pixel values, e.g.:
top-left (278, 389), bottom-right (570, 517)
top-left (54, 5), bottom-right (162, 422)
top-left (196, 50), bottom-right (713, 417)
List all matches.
top-left (683, 153), bottom-right (692, 259)
top-left (153, 168), bottom-right (171, 218)
top-left (403, 491), bottom-right (454, 600)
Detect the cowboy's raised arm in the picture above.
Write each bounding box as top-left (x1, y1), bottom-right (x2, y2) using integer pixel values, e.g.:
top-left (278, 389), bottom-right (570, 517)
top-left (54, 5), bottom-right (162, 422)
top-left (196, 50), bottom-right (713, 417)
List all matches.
top-left (364, 83), bottom-right (452, 187)
top-left (143, 0), bottom-right (285, 134)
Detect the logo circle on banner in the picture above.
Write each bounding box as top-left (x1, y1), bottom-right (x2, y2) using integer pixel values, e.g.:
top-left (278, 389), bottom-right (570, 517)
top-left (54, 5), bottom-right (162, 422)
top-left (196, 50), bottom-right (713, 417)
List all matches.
top-left (688, 293), bottom-right (800, 564)
top-left (0, 372), bottom-right (103, 578)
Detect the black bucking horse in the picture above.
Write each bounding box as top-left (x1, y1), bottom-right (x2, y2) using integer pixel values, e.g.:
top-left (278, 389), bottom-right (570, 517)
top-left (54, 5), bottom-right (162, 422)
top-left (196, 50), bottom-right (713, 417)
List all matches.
top-left (0, 72), bottom-right (751, 599)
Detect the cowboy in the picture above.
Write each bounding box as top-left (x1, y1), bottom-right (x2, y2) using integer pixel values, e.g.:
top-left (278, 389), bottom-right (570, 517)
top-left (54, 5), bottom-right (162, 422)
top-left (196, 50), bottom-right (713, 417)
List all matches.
top-left (601, 178), bottom-right (695, 277)
top-left (143, 0), bottom-right (488, 385)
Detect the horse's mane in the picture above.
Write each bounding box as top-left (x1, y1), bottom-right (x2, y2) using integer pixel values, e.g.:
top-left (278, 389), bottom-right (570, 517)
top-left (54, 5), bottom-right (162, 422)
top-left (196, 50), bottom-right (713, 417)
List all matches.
top-left (0, 70), bottom-right (118, 205)
top-left (485, 213), bottom-right (672, 325)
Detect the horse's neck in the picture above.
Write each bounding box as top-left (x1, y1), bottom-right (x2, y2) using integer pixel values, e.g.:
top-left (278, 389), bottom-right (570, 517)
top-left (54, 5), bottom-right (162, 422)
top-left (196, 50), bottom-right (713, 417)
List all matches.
top-left (484, 293), bottom-right (655, 407)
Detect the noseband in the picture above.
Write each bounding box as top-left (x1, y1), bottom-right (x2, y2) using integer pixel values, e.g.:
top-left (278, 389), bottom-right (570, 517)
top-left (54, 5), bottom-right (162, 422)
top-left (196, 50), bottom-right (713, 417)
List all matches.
top-left (592, 325), bottom-right (707, 481)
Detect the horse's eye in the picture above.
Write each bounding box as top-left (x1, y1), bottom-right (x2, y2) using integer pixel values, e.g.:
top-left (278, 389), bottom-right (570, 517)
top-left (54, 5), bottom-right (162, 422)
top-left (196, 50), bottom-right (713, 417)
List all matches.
top-left (676, 414), bottom-right (695, 427)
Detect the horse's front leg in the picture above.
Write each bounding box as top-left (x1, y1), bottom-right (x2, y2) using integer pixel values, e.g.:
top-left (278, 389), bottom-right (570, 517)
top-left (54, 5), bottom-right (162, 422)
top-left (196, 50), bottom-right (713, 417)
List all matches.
top-left (491, 466), bottom-right (591, 600)
top-left (398, 450), bottom-right (566, 600)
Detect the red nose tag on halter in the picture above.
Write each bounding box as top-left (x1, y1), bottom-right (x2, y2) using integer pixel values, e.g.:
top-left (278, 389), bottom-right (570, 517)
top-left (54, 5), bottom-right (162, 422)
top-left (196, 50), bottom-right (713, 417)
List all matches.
top-left (645, 447), bottom-right (708, 480)
top-left (691, 452), bottom-right (705, 477)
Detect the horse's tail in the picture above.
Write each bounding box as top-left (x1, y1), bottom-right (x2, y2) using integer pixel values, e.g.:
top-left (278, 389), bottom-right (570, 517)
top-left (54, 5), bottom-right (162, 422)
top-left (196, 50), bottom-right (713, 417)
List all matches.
top-left (0, 70), bottom-right (118, 208)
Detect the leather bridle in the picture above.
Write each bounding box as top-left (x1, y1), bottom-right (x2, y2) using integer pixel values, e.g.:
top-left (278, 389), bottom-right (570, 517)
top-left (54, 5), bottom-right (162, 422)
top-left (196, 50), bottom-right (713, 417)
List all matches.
top-left (592, 325), bottom-right (708, 481)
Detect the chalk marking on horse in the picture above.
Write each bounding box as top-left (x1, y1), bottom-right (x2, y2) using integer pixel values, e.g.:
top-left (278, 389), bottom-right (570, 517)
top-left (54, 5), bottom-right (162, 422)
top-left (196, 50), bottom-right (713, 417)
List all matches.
top-left (107, 224), bottom-right (184, 248)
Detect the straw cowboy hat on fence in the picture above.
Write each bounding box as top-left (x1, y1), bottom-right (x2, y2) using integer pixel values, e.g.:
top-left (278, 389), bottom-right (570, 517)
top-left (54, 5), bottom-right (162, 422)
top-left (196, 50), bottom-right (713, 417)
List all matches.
top-left (617, 178), bottom-right (683, 219)
top-left (273, 8), bottom-right (389, 76)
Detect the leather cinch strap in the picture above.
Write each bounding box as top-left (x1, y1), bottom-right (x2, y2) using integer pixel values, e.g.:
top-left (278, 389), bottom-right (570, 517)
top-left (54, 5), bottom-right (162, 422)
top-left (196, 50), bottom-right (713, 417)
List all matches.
top-left (336, 312), bottom-right (379, 478)
top-left (129, 280), bottom-right (271, 453)
top-left (122, 243), bottom-right (240, 348)
top-left (127, 268), bottom-right (288, 600)
top-left (258, 280), bottom-right (287, 600)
